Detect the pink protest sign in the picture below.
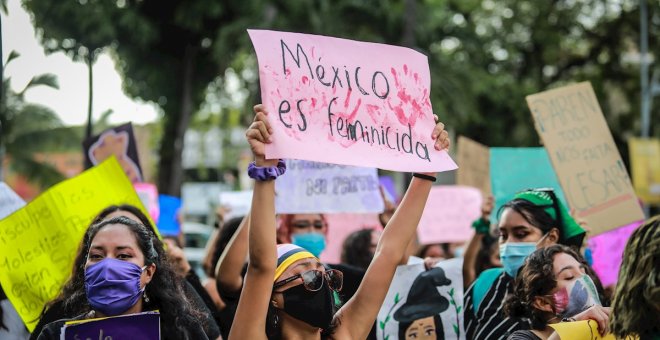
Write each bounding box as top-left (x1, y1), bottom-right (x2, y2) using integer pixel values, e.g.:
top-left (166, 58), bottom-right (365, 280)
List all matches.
top-left (248, 29), bottom-right (457, 172)
top-left (587, 221), bottom-right (642, 287)
top-left (319, 213), bottom-right (382, 264)
top-left (417, 186), bottom-right (482, 244)
top-left (133, 182), bottom-right (159, 222)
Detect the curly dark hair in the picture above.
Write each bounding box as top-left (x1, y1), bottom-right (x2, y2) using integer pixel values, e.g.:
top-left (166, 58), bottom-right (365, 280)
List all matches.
top-left (610, 216), bottom-right (660, 339)
top-left (59, 216), bottom-right (205, 339)
top-left (41, 205), bottom-right (163, 317)
top-left (341, 229), bottom-right (375, 270)
top-left (504, 244), bottom-right (607, 330)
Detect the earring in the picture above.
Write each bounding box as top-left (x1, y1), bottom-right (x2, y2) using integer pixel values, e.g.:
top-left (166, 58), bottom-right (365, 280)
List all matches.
top-left (143, 291), bottom-right (150, 303)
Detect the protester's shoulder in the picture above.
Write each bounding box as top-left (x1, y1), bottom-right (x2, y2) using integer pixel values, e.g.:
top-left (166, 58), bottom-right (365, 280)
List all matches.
top-left (37, 314), bottom-right (87, 340)
top-left (507, 330), bottom-right (542, 340)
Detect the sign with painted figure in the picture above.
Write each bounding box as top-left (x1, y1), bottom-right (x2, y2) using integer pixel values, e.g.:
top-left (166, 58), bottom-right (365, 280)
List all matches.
top-left (275, 159), bottom-right (384, 214)
top-left (82, 122), bottom-right (144, 182)
top-left (526, 82), bottom-right (644, 235)
top-left (0, 157), bottom-right (148, 331)
top-left (377, 258), bottom-right (465, 340)
top-left (588, 220), bottom-right (643, 287)
top-left (456, 136), bottom-right (491, 195)
top-left (490, 147), bottom-right (568, 222)
top-left (417, 186), bottom-right (482, 245)
top-left (62, 311), bottom-right (160, 340)
top-left (248, 29), bottom-right (457, 172)
top-left (628, 138), bottom-right (660, 205)
top-left (319, 213), bottom-right (382, 264)
top-left (0, 182), bottom-right (25, 220)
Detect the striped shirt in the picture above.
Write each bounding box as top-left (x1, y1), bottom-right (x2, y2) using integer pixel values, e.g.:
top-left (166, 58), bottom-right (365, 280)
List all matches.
top-left (464, 271), bottom-right (532, 340)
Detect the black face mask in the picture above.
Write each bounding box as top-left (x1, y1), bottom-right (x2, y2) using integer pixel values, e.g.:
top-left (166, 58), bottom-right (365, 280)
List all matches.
top-left (281, 283), bottom-right (335, 330)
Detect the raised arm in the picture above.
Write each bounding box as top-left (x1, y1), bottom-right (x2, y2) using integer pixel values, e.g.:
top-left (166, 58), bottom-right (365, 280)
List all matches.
top-left (228, 105), bottom-right (278, 340)
top-left (334, 120), bottom-right (450, 340)
top-left (215, 214), bottom-right (249, 294)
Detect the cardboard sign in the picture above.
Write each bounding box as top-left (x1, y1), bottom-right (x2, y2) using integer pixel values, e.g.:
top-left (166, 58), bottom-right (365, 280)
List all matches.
top-left (588, 220), bottom-right (642, 287)
top-left (628, 138), bottom-right (660, 205)
top-left (456, 136), bottom-right (491, 195)
top-left (377, 258), bottom-right (465, 340)
top-left (0, 182), bottom-right (26, 220)
top-left (218, 190), bottom-right (253, 221)
top-left (490, 148), bottom-right (568, 221)
top-left (62, 311), bottom-right (160, 340)
top-left (0, 157), bottom-right (148, 331)
top-left (157, 195), bottom-right (182, 236)
top-left (417, 186), bottom-right (481, 244)
top-left (526, 83), bottom-right (644, 234)
top-left (549, 320), bottom-right (616, 340)
top-left (248, 29), bottom-right (457, 172)
top-left (83, 122), bottom-right (144, 182)
top-left (134, 183), bottom-right (160, 222)
top-left (319, 213), bottom-right (382, 264)
top-left (275, 160), bottom-right (384, 214)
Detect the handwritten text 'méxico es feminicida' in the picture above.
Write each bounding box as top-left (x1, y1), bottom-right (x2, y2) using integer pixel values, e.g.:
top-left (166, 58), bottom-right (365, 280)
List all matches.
top-left (276, 40), bottom-right (432, 162)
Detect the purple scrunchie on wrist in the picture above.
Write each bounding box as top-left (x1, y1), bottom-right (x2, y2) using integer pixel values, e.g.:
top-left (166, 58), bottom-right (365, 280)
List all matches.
top-left (247, 160), bottom-right (287, 181)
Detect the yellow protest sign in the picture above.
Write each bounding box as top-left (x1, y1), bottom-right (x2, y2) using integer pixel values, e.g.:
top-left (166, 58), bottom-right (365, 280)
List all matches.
top-left (549, 320), bottom-right (619, 340)
top-left (526, 82), bottom-right (644, 235)
top-left (629, 138), bottom-right (660, 205)
top-left (456, 136), bottom-right (491, 195)
top-left (0, 157), bottom-right (149, 331)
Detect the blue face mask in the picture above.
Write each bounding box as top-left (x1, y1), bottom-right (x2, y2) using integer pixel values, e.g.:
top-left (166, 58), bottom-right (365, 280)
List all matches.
top-left (291, 232), bottom-right (326, 257)
top-left (499, 242), bottom-right (537, 277)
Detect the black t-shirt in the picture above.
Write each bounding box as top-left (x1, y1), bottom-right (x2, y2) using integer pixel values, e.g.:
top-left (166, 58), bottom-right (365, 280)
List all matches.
top-left (507, 330), bottom-right (543, 340)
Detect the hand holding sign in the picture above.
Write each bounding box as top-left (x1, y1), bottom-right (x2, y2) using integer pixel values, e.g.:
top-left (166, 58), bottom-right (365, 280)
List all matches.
top-left (248, 29), bottom-right (456, 172)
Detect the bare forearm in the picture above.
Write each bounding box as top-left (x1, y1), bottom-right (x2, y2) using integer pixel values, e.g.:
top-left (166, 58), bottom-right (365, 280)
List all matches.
top-left (248, 180), bottom-right (277, 273)
top-left (216, 215), bottom-right (250, 291)
top-left (463, 232), bottom-right (484, 288)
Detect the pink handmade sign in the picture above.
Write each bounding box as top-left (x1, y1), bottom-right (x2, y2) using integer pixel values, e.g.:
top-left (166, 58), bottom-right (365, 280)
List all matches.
top-left (417, 186), bottom-right (482, 244)
top-left (248, 29), bottom-right (457, 172)
top-left (133, 182), bottom-right (159, 222)
top-left (319, 213), bottom-right (382, 264)
top-left (587, 220), bottom-right (642, 287)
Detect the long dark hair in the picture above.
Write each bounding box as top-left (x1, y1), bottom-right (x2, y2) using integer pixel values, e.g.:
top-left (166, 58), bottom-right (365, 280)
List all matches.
top-left (62, 216), bottom-right (204, 339)
top-left (610, 216), bottom-right (660, 339)
top-left (42, 204), bottom-right (163, 316)
top-left (504, 245), bottom-right (607, 330)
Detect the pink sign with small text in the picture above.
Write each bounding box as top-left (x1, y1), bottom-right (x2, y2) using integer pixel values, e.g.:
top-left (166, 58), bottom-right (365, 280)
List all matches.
top-left (248, 29), bottom-right (457, 172)
top-left (417, 186), bottom-right (482, 244)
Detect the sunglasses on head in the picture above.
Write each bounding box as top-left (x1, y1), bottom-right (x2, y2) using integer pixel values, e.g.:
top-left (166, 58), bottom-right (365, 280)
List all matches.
top-left (291, 220), bottom-right (325, 229)
top-left (274, 269), bottom-right (343, 292)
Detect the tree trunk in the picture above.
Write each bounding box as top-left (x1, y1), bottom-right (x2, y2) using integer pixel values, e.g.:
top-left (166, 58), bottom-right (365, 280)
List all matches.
top-left (157, 46), bottom-right (197, 196)
top-left (85, 51), bottom-right (94, 140)
top-left (402, 0), bottom-right (417, 48)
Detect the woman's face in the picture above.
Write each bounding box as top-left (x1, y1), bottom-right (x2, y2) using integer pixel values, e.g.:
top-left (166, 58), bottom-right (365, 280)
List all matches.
top-left (404, 316), bottom-right (436, 339)
top-left (550, 252), bottom-right (587, 294)
top-left (289, 214), bottom-right (327, 236)
top-left (422, 244), bottom-right (446, 259)
top-left (86, 224), bottom-right (155, 288)
top-left (498, 208), bottom-right (554, 246)
top-left (272, 258), bottom-right (325, 307)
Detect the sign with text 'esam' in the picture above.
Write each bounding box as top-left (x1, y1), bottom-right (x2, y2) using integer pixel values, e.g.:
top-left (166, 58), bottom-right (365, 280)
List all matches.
top-left (526, 82), bottom-right (643, 235)
top-left (248, 29), bottom-right (457, 172)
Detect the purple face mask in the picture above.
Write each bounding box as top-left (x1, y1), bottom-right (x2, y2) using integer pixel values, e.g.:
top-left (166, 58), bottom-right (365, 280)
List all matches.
top-left (85, 258), bottom-right (146, 316)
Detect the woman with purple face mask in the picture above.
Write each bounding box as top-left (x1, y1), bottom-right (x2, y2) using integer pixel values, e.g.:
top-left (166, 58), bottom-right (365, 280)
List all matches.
top-left (36, 216), bottom-right (210, 340)
top-left (503, 244), bottom-right (610, 339)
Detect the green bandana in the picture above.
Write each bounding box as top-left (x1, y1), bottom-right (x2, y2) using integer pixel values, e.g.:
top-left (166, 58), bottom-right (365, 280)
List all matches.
top-left (513, 189), bottom-right (586, 246)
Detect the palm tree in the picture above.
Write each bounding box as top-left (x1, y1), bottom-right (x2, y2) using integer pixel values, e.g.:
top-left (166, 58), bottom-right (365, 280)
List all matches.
top-left (0, 51), bottom-right (80, 188)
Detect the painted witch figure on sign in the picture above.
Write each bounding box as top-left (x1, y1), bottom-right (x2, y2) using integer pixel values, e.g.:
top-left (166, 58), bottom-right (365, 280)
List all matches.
top-left (393, 267), bottom-right (451, 339)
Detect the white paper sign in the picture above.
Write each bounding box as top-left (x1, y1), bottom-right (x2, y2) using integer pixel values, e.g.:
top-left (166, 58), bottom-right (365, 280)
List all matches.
top-left (377, 258), bottom-right (465, 340)
top-left (275, 160), bottom-right (385, 214)
top-left (0, 183), bottom-right (26, 220)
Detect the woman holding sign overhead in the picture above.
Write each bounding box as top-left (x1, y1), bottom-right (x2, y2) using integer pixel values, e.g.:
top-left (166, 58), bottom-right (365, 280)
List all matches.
top-left (37, 216), bottom-right (210, 340)
top-left (228, 104), bottom-right (450, 340)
